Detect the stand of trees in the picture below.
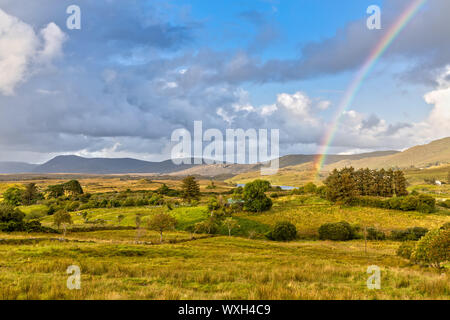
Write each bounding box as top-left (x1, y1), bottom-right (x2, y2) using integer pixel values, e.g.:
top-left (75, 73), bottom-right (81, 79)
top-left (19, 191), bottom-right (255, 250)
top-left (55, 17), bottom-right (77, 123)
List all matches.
top-left (3, 183), bottom-right (43, 206)
top-left (46, 180), bottom-right (83, 198)
top-left (324, 167), bottom-right (408, 204)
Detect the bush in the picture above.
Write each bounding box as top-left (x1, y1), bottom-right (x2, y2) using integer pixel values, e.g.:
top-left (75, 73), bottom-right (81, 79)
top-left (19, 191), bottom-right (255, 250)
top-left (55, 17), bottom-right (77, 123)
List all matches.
top-left (388, 197), bottom-right (402, 210)
top-left (390, 227), bottom-right (429, 241)
top-left (194, 218), bottom-right (219, 234)
top-left (270, 193), bottom-right (281, 198)
top-left (122, 198), bottom-right (136, 207)
top-left (411, 229), bottom-right (450, 268)
top-left (366, 227), bottom-right (386, 240)
top-left (148, 194), bottom-right (164, 206)
top-left (303, 182), bottom-right (317, 194)
top-left (396, 242), bottom-right (415, 259)
top-left (352, 195), bottom-right (436, 213)
top-left (266, 221), bottom-right (297, 241)
top-left (318, 221), bottom-right (355, 241)
top-left (0, 220), bottom-right (58, 233)
top-left (0, 204), bottom-right (25, 223)
top-left (400, 195), bottom-right (419, 211)
top-left (438, 199), bottom-right (450, 208)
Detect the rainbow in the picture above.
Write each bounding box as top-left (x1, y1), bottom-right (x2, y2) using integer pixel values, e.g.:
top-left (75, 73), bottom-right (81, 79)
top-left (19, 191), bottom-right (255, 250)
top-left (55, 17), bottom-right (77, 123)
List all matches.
top-left (312, 0), bottom-right (427, 179)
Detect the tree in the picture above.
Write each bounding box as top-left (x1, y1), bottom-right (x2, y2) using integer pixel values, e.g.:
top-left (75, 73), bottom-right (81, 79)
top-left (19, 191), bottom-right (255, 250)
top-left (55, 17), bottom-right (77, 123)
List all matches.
top-left (181, 176), bottom-right (200, 202)
top-left (21, 183), bottom-right (40, 205)
top-left (147, 213), bottom-right (177, 243)
top-left (393, 170), bottom-right (408, 196)
top-left (223, 217), bottom-right (239, 236)
top-left (243, 180), bottom-right (273, 213)
top-left (207, 196), bottom-right (221, 217)
top-left (324, 168), bottom-right (359, 204)
top-left (46, 184), bottom-right (65, 198)
top-left (63, 180), bottom-right (84, 195)
top-left (53, 211), bottom-right (73, 237)
top-left (3, 187), bottom-right (23, 206)
top-left (157, 184), bottom-right (170, 195)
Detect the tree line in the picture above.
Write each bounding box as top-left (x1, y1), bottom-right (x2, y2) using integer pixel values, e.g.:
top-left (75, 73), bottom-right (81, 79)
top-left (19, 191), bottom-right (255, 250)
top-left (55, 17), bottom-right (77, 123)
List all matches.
top-left (324, 167), bottom-right (408, 203)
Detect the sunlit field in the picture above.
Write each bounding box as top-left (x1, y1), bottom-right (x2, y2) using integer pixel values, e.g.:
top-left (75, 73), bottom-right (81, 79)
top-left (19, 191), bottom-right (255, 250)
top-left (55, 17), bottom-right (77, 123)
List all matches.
top-left (0, 237), bottom-right (448, 300)
top-left (0, 176), bottom-right (449, 300)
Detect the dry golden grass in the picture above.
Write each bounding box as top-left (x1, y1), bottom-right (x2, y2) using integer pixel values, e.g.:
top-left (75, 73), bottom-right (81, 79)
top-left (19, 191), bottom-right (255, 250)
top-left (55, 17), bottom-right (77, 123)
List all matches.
top-left (0, 236), bottom-right (448, 300)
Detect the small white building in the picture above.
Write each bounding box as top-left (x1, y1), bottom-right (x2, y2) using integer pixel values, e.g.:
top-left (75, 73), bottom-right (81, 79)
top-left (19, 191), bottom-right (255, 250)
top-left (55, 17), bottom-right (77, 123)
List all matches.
top-left (435, 180), bottom-right (442, 186)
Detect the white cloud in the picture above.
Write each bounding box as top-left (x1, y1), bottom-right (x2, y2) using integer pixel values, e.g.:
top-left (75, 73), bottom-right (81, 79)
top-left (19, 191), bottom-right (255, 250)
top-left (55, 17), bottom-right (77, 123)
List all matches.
top-left (38, 22), bottom-right (66, 63)
top-left (0, 9), bottom-right (65, 96)
top-left (423, 66), bottom-right (450, 138)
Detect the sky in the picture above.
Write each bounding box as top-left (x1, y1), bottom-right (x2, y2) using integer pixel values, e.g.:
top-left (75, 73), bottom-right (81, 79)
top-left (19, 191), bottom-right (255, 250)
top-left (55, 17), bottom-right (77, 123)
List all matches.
top-left (0, 0), bottom-right (449, 164)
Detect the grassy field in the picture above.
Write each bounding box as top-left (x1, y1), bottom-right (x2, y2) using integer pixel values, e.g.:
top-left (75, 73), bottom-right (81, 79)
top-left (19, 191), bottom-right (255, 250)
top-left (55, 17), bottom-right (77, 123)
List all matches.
top-left (0, 236), bottom-right (448, 300)
top-left (0, 177), bottom-right (449, 300)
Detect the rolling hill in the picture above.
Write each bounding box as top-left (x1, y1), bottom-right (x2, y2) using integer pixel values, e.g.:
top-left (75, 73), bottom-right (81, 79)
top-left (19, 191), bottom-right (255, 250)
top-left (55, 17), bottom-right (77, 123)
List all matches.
top-left (324, 137), bottom-right (450, 171)
top-left (228, 137), bottom-right (450, 186)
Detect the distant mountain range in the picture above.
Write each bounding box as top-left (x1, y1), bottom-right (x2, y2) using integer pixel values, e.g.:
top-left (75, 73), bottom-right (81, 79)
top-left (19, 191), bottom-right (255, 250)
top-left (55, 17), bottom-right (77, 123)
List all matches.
top-left (0, 155), bottom-right (198, 174)
top-left (0, 137), bottom-right (448, 176)
top-left (0, 162), bottom-right (38, 174)
top-left (0, 151), bottom-right (399, 175)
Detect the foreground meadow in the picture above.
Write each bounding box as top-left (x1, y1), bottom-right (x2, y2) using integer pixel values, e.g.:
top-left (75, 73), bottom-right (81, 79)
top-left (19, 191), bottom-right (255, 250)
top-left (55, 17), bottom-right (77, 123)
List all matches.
top-left (0, 236), bottom-right (448, 300)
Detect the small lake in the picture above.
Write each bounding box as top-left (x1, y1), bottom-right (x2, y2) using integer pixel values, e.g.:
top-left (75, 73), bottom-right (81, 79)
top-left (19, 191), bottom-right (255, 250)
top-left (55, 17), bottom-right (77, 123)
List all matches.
top-left (236, 184), bottom-right (297, 191)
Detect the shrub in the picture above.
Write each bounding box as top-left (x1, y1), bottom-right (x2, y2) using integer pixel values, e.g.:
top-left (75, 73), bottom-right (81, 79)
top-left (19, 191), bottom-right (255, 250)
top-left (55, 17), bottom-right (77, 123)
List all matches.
top-left (318, 221), bottom-right (355, 241)
top-left (390, 227), bottom-right (429, 241)
top-left (303, 182), bottom-right (317, 194)
top-left (400, 195), bottom-right (419, 211)
top-left (411, 229), bottom-right (450, 268)
top-left (266, 221), bottom-right (297, 241)
top-left (122, 198), bottom-right (135, 207)
top-left (388, 197), bottom-right (402, 210)
top-left (438, 199), bottom-right (450, 208)
top-left (270, 193), bottom-right (281, 198)
top-left (316, 186), bottom-right (327, 198)
top-left (396, 242), bottom-right (415, 259)
top-left (0, 204), bottom-right (25, 223)
top-left (149, 194), bottom-right (164, 206)
top-left (366, 227), bottom-right (386, 240)
top-left (0, 220), bottom-right (58, 233)
top-left (194, 218), bottom-right (219, 234)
